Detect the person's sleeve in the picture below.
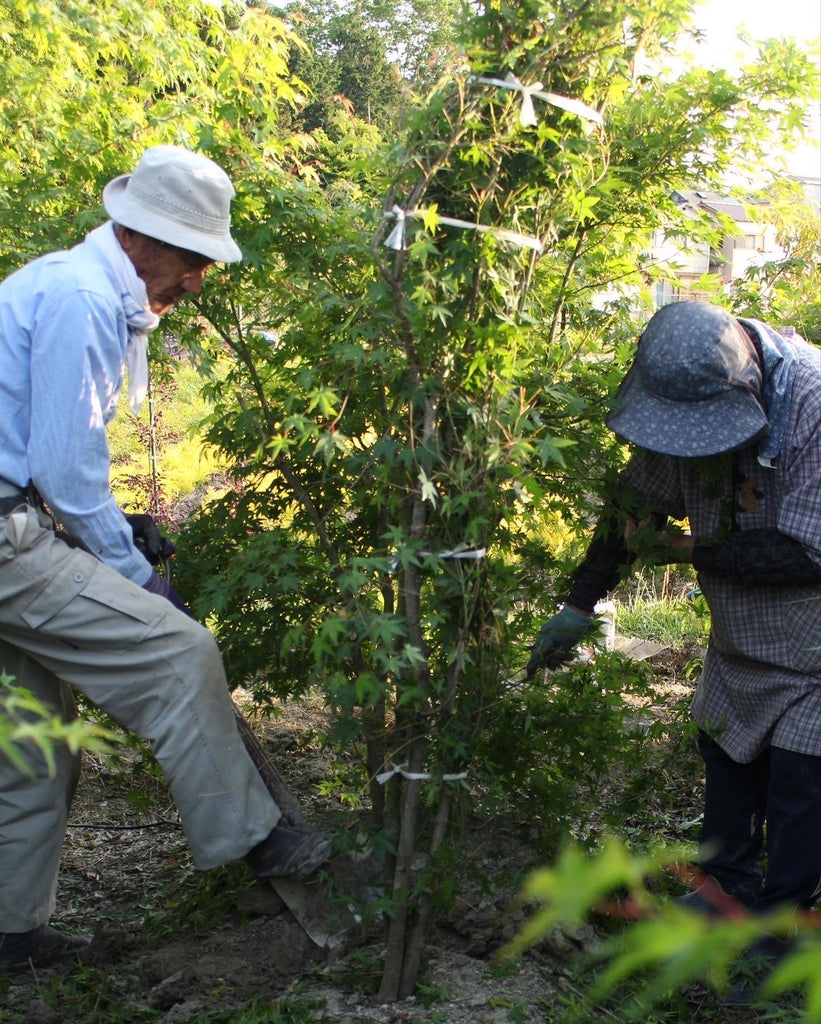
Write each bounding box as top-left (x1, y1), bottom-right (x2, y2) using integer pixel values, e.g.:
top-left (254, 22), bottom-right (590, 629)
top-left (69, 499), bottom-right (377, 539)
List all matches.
top-left (28, 286), bottom-right (153, 584)
top-left (562, 460), bottom-right (664, 612)
top-left (693, 530), bottom-right (821, 585)
top-left (564, 451), bottom-right (687, 612)
top-left (565, 504), bottom-right (636, 613)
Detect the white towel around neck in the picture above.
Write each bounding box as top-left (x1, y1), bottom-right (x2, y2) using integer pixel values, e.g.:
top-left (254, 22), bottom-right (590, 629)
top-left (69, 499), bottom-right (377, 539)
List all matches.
top-left (87, 221), bottom-right (160, 413)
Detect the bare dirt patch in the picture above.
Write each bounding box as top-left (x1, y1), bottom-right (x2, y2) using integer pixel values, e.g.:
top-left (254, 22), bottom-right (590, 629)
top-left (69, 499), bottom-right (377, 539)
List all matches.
top-left (3, 692), bottom-right (591, 1024)
top-left (3, 669), bottom-right (745, 1024)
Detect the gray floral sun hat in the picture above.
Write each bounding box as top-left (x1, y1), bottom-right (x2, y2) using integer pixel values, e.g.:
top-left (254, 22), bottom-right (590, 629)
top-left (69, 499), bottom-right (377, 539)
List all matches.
top-left (605, 301), bottom-right (768, 457)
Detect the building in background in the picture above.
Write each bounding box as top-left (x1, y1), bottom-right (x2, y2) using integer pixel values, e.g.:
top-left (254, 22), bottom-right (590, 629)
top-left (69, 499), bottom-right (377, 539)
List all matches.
top-left (649, 188), bottom-right (785, 308)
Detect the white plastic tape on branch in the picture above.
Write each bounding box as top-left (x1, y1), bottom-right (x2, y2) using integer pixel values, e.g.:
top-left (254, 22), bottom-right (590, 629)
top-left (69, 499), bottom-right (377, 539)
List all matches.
top-left (383, 205), bottom-right (543, 252)
top-left (376, 763), bottom-right (469, 785)
top-left (388, 545), bottom-right (487, 573)
top-left (468, 71), bottom-right (604, 127)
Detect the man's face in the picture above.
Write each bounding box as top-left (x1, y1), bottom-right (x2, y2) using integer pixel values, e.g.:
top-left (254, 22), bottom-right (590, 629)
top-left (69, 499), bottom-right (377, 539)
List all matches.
top-left (119, 230), bottom-right (215, 315)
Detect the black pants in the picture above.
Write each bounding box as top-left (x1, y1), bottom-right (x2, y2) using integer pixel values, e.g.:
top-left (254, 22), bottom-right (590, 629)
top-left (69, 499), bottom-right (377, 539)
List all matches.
top-left (697, 730), bottom-right (821, 912)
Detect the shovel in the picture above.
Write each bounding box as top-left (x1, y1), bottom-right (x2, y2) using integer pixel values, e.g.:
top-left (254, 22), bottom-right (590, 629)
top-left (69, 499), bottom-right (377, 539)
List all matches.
top-left (232, 705), bottom-right (382, 948)
top-left (267, 845), bottom-right (385, 950)
top-left (160, 555), bottom-right (381, 947)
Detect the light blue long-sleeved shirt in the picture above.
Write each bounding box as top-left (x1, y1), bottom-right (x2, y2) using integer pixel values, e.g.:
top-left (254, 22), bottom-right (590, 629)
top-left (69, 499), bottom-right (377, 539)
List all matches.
top-left (0, 232), bottom-right (153, 583)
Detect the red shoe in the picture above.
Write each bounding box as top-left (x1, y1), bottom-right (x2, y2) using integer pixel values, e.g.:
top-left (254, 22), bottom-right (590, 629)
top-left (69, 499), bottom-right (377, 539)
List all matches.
top-left (675, 875), bottom-right (750, 919)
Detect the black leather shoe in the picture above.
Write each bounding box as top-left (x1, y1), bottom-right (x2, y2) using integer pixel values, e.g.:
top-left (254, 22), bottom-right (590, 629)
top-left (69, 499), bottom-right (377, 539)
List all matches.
top-left (245, 822), bottom-right (333, 880)
top-left (0, 925), bottom-right (90, 974)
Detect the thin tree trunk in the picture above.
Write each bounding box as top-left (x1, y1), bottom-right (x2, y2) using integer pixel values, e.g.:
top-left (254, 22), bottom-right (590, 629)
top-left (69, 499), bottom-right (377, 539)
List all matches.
top-left (379, 391), bottom-right (438, 1001)
top-left (366, 696), bottom-right (387, 826)
top-left (378, 739), bottom-right (426, 1001)
top-left (398, 786), bottom-right (454, 997)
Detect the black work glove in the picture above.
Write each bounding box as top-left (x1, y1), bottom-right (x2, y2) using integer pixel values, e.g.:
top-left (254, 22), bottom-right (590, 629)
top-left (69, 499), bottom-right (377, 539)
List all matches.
top-left (143, 571), bottom-right (192, 616)
top-left (126, 513), bottom-right (177, 565)
top-left (525, 606), bottom-right (593, 677)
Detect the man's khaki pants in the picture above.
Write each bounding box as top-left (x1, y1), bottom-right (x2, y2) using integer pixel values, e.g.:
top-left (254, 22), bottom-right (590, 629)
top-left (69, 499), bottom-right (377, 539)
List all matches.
top-left (0, 505), bottom-right (280, 932)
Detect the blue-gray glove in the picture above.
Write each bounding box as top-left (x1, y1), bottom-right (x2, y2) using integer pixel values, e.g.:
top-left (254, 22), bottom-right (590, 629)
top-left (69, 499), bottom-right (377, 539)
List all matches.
top-left (526, 605), bottom-right (593, 677)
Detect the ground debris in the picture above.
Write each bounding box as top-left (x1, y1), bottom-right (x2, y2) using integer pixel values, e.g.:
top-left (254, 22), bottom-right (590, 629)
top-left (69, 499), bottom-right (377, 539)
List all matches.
top-left (0, 690), bottom-right (701, 1023)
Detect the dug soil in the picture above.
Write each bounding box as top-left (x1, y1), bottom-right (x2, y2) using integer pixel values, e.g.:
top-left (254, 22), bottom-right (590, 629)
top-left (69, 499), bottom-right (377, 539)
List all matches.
top-left (1, 664), bottom-right (766, 1024)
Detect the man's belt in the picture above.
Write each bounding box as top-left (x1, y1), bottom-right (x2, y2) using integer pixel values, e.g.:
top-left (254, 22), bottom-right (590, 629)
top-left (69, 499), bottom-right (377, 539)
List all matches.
top-left (0, 482), bottom-right (28, 515)
top-left (0, 495), bottom-right (27, 515)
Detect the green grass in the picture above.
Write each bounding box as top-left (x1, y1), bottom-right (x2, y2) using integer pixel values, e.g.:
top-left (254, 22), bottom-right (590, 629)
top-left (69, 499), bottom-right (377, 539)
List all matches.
top-left (138, 861), bottom-right (252, 942)
top-left (183, 997), bottom-right (335, 1023)
top-left (0, 971), bottom-right (334, 1024)
top-left (615, 568), bottom-right (711, 647)
top-left (1, 966), bottom-right (161, 1024)
top-left (616, 595), bottom-right (710, 647)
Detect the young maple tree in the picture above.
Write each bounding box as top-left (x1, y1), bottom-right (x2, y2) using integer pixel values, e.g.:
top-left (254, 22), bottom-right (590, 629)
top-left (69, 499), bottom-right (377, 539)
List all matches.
top-left (174, 0), bottom-right (815, 998)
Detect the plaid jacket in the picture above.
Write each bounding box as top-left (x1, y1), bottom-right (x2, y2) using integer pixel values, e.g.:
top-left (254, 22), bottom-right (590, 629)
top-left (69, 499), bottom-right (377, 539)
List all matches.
top-left (623, 357), bottom-right (821, 761)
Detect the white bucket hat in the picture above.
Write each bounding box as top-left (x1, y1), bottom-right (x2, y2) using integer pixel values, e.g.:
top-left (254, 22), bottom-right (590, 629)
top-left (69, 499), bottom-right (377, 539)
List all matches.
top-left (103, 145), bottom-right (242, 263)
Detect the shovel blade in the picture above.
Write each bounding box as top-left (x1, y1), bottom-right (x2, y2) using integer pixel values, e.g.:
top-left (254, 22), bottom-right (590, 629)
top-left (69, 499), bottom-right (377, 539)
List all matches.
top-left (269, 848), bottom-right (384, 950)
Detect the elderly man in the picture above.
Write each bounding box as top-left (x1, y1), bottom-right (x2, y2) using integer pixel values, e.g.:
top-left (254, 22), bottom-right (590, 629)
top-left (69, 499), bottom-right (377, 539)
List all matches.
top-left (0, 146), bottom-right (330, 974)
top-left (527, 301), bottom-right (821, 950)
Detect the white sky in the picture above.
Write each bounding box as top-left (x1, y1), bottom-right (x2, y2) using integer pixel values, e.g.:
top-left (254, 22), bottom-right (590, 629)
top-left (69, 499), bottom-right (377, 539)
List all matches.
top-left (691, 0), bottom-right (819, 62)
top-left (689, 0), bottom-right (821, 177)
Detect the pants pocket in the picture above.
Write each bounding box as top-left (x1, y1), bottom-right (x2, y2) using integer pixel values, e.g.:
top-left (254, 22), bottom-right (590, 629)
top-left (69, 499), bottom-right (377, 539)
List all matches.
top-left (20, 550), bottom-right (160, 653)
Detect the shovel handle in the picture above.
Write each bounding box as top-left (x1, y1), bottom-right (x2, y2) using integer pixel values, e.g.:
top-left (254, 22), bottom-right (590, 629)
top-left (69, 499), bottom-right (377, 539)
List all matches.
top-left (232, 703), bottom-right (308, 828)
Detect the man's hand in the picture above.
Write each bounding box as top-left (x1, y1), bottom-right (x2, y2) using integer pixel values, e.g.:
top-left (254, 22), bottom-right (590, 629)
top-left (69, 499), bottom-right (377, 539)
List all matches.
top-left (525, 605), bottom-right (593, 677)
top-left (126, 513), bottom-right (177, 565)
